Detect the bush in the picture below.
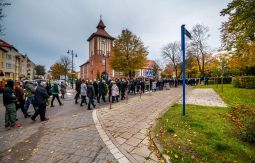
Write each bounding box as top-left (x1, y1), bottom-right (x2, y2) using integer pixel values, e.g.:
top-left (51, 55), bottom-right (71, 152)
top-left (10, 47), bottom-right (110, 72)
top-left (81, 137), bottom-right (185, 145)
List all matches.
top-left (209, 77), bottom-right (232, 84)
top-left (231, 104), bottom-right (255, 144)
top-left (208, 80), bottom-right (215, 85)
top-left (232, 76), bottom-right (255, 89)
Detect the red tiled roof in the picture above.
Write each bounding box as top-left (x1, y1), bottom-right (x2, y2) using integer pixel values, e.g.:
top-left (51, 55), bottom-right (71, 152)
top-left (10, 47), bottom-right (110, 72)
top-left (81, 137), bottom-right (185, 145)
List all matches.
top-left (97, 19), bottom-right (106, 29)
top-left (87, 19), bottom-right (114, 41)
top-left (0, 39), bottom-right (11, 47)
top-left (145, 60), bottom-right (156, 69)
top-left (0, 39), bottom-right (18, 52)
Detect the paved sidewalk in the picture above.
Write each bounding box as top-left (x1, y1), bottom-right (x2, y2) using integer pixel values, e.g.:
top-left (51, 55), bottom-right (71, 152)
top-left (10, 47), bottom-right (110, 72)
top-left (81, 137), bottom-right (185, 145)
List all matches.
top-left (177, 88), bottom-right (227, 107)
top-left (97, 88), bottom-right (183, 162)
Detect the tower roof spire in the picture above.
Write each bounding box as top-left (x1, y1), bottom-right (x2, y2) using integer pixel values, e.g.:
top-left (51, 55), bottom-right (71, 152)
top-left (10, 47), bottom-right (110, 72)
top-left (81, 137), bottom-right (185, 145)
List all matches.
top-left (97, 15), bottom-right (106, 29)
top-left (87, 16), bottom-right (114, 41)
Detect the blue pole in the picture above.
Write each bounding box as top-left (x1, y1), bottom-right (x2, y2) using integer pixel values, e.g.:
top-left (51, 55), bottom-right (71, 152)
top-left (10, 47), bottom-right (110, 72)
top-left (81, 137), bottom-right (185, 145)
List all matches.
top-left (181, 25), bottom-right (186, 116)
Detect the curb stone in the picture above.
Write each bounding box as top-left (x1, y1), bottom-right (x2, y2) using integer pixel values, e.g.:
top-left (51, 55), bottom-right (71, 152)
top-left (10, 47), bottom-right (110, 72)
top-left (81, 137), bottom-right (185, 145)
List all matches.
top-left (150, 123), bottom-right (170, 163)
top-left (149, 87), bottom-right (192, 163)
top-left (96, 108), bottom-right (138, 163)
top-left (93, 109), bottom-right (135, 163)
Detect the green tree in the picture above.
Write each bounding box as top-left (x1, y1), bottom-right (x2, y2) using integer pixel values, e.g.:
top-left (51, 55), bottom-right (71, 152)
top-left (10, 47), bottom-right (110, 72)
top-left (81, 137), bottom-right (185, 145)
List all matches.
top-left (35, 65), bottom-right (46, 76)
top-left (152, 63), bottom-right (160, 78)
top-left (220, 0), bottom-right (255, 68)
top-left (96, 70), bottom-right (101, 80)
top-left (110, 29), bottom-right (148, 78)
top-left (50, 63), bottom-right (65, 80)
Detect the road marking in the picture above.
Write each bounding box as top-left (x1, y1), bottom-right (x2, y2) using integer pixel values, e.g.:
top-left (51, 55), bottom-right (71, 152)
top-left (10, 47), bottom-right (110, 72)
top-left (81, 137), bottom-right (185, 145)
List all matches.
top-left (92, 109), bottom-right (130, 163)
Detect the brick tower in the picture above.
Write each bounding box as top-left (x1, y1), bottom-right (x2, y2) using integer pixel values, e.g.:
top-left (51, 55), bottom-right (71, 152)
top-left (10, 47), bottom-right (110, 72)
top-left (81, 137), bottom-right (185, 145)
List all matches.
top-left (85, 18), bottom-right (115, 80)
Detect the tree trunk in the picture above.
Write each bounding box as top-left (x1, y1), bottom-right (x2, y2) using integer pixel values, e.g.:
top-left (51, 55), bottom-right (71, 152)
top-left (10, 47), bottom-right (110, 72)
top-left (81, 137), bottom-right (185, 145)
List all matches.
top-left (195, 56), bottom-right (202, 77)
top-left (202, 53), bottom-right (205, 77)
top-left (175, 66), bottom-right (178, 79)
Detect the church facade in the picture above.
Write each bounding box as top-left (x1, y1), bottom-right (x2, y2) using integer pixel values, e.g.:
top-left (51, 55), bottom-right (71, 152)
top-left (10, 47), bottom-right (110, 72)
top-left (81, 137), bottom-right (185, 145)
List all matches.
top-left (80, 18), bottom-right (121, 80)
top-left (80, 18), bottom-right (160, 81)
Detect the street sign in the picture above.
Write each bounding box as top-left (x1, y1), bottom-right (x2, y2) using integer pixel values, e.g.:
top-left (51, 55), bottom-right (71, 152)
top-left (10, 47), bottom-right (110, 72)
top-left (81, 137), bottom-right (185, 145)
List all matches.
top-left (145, 70), bottom-right (153, 77)
top-left (181, 24), bottom-right (192, 116)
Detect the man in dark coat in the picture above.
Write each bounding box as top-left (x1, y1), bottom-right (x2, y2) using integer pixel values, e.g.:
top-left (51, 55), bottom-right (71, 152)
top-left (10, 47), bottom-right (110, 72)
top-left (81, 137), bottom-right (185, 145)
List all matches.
top-left (87, 81), bottom-right (96, 110)
top-left (98, 80), bottom-right (106, 103)
top-left (75, 79), bottom-right (81, 104)
top-left (31, 80), bottom-right (49, 121)
top-left (93, 80), bottom-right (99, 101)
top-left (140, 79), bottom-right (145, 93)
top-left (3, 80), bottom-right (17, 128)
top-left (120, 79), bottom-right (126, 100)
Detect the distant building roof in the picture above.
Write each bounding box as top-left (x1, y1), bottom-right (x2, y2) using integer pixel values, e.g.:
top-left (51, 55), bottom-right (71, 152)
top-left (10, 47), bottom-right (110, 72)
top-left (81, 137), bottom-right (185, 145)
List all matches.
top-left (87, 19), bottom-right (115, 41)
top-left (0, 39), bottom-right (18, 52)
top-left (80, 60), bottom-right (90, 67)
top-left (145, 60), bottom-right (157, 69)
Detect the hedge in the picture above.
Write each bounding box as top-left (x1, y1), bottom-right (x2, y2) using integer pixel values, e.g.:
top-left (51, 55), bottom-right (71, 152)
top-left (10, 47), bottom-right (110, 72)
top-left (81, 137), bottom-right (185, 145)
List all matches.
top-left (231, 104), bottom-right (255, 144)
top-left (232, 76), bottom-right (255, 89)
top-left (208, 77), bottom-right (232, 84)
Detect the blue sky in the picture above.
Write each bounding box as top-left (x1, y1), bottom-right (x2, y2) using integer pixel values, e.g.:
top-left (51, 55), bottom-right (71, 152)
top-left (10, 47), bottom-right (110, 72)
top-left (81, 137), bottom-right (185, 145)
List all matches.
top-left (2, 0), bottom-right (230, 70)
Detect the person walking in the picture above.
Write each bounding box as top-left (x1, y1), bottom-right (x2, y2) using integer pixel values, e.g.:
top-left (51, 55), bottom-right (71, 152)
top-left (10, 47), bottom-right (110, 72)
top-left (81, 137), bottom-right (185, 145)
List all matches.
top-left (3, 80), bottom-right (17, 129)
top-left (93, 80), bottom-right (99, 101)
top-left (111, 81), bottom-right (119, 103)
top-left (50, 82), bottom-right (63, 107)
top-left (15, 82), bottom-right (30, 118)
top-left (98, 80), bottom-right (106, 103)
top-left (46, 81), bottom-right (52, 96)
top-left (120, 79), bottom-right (125, 100)
top-left (87, 81), bottom-right (95, 110)
top-left (75, 79), bottom-right (81, 104)
top-left (60, 82), bottom-right (66, 99)
top-left (80, 80), bottom-right (87, 106)
top-left (108, 80), bottom-right (112, 102)
top-left (31, 80), bottom-right (49, 121)
top-left (24, 81), bottom-right (36, 113)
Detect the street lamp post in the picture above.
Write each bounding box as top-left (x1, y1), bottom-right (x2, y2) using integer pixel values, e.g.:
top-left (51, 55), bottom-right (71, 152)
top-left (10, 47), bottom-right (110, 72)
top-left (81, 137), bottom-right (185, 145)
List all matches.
top-left (104, 52), bottom-right (108, 81)
top-left (67, 50), bottom-right (77, 89)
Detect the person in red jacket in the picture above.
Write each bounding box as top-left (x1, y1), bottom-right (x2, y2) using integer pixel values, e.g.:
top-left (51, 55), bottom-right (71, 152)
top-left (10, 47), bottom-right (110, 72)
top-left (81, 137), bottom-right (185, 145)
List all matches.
top-left (15, 81), bottom-right (31, 118)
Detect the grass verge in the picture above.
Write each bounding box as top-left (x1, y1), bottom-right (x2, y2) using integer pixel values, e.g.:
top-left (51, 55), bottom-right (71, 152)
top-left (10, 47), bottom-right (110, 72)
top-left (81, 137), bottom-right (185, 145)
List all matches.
top-left (154, 84), bottom-right (255, 162)
top-left (154, 104), bottom-right (255, 162)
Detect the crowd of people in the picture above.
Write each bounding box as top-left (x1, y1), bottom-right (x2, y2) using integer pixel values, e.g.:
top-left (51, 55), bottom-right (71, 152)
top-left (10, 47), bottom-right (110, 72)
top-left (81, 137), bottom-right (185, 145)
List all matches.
top-left (2, 79), bottom-right (66, 129)
top-left (2, 77), bottom-right (202, 130)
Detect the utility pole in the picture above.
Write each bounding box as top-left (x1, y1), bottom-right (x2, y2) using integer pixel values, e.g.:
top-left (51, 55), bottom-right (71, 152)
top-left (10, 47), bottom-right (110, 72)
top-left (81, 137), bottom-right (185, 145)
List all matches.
top-left (67, 50), bottom-right (77, 89)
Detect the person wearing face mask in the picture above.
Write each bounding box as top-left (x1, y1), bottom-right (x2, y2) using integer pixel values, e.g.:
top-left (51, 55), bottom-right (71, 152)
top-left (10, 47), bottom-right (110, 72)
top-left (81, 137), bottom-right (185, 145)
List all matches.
top-left (3, 80), bottom-right (17, 129)
top-left (31, 80), bottom-right (49, 122)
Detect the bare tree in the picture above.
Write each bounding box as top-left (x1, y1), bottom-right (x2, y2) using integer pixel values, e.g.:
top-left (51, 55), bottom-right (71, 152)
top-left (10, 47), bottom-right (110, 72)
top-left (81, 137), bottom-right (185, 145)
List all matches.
top-left (161, 41), bottom-right (182, 78)
top-left (59, 55), bottom-right (72, 81)
top-left (188, 24), bottom-right (210, 77)
top-left (154, 58), bottom-right (165, 70)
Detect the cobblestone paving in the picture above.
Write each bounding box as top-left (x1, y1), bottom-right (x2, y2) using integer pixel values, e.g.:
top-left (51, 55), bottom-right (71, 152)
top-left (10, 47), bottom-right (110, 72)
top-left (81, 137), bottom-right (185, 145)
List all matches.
top-left (177, 88), bottom-right (227, 107)
top-left (0, 89), bottom-right (117, 163)
top-left (98, 88), bottom-right (183, 163)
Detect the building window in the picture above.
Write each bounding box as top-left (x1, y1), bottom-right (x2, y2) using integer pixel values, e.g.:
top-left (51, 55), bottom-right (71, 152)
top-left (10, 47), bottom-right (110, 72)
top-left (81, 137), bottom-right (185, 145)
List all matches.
top-left (6, 54), bottom-right (12, 60)
top-left (101, 39), bottom-right (106, 44)
top-left (6, 63), bottom-right (12, 69)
